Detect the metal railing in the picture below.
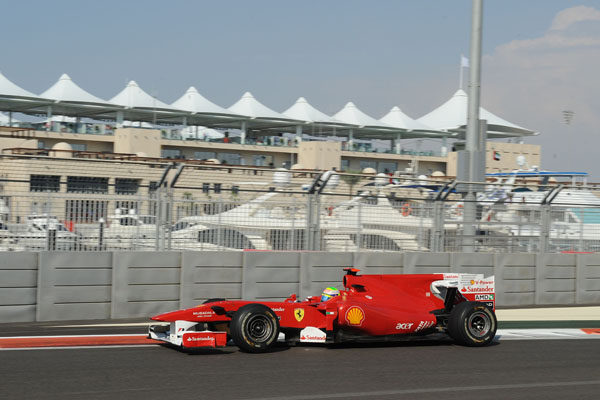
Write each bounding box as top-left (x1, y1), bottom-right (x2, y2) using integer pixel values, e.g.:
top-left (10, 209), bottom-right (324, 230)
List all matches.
top-left (1, 158), bottom-right (600, 253)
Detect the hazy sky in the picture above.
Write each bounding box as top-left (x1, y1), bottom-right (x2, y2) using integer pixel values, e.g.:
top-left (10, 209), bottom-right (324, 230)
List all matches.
top-left (2, 1), bottom-right (600, 176)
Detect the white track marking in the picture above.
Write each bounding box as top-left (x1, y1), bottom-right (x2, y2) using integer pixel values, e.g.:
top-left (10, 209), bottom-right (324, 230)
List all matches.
top-left (495, 328), bottom-right (600, 340)
top-left (243, 380), bottom-right (600, 400)
top-left (1, 334), bottom-right (147, 339)
top-left (0, 344), bottom-right (159, 351)
top-left (55, 323), bottom-right (157, 328)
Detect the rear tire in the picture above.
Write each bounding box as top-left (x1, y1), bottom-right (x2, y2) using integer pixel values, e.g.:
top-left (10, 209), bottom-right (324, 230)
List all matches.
top-left (448, 301), bottom-right (497, 347)
top-left (230, 304), bottom-right (280, 353)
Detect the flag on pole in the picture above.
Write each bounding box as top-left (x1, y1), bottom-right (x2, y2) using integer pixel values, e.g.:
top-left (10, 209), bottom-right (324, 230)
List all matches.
top-left (461, 55), bottom-right (469, 68)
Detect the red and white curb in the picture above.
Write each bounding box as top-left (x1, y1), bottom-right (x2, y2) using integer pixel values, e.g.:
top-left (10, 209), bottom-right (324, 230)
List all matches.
top-left (1, 329), bottom-right (599, 350)
top-left (0, 334), bottom-right (158, 349)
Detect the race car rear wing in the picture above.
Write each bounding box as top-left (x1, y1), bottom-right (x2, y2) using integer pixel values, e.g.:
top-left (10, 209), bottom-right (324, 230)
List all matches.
top-left (432, 273), bottom-right (495, 310)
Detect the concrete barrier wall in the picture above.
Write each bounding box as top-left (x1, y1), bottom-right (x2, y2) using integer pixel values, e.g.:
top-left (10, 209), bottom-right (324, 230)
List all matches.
top-left (0, 251), bottom-right (599, 323)
top-left (0, 253), bottom-right (38, 322)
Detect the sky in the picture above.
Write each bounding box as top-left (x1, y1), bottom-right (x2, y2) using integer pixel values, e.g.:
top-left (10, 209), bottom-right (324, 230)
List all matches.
top-left (1, 0), bottom-right (600, 176)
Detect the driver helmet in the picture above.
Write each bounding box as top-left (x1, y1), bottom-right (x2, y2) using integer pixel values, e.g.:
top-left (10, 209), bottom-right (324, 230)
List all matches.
top-left (321, 287), bottom-right (340, 302)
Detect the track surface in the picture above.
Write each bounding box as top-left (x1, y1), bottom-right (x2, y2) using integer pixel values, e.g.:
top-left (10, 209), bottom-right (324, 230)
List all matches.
top-left (1, 339), bottom-right (599, 400)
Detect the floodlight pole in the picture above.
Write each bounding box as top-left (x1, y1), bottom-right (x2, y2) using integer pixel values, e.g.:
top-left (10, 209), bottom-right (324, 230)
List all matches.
top-left (463, 0), bottom-right (483, 252)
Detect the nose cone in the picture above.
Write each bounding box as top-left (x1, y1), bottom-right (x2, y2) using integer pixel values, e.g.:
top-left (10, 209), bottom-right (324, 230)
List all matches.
top-left (151, 309), bottom-right (190, 322)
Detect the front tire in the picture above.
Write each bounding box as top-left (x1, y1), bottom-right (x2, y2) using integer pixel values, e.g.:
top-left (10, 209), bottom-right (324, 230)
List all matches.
top-left (448, 301), bottom-right (497, 346)
top-left (230, 304), bottom-right (280, 353)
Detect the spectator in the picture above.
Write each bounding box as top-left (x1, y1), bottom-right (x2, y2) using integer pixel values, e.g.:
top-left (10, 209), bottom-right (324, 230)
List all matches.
top-left (223, 131), bottom-right (230, 143)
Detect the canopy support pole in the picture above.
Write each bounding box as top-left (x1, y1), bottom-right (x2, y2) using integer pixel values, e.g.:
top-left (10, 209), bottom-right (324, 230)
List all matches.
top-left (241, 121), bottom-right (247, 145)
top-left (295, 125), bottom-right (302, 146)
top-left (182, 116), bottom-right (187, 128)
top-left (395, 132), bottom-right (402, 154)
top-left (441, 136), bottom-right (448, 156)
top-left (8, 112), bottom-right (12, 127)
top-left (116, 111), bottom-right (124, 129)
top-left (348, 129), bottom-right (354, 151)
top-left (46, 106), bottom-right (52, 131)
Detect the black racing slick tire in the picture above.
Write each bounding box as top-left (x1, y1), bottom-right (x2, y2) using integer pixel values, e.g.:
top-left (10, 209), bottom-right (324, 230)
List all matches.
top-left (448, 301), bottom-right (497, 347)
top-left (230, 304), bottom-right (280, 353)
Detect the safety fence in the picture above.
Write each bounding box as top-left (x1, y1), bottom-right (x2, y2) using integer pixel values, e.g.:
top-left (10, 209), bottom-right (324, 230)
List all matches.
top-left (2, 251), bottom-right (599, 323)
top-left (1, 156), bottom-right (600, 253)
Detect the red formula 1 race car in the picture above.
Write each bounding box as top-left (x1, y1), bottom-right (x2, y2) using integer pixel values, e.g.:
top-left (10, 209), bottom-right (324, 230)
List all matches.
top-left (149, 268), bottom-right (497, 352)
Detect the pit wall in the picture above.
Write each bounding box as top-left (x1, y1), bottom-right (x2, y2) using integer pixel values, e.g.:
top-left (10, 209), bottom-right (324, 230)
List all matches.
top-left (1, 251), bottom-right (599, 323)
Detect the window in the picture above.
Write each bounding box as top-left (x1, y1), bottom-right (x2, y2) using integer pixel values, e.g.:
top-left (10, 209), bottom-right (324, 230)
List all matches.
top-left (149, 181), bottom-right (159, 193)
top-left (341, 159), bottom-right (350, 171)
top-left (70, 143), bottom-right (87, 151)
top-left (378, 162), bottom-right (397, 173)
top-left (218, 152), bottom-right (241, 165)
top-left (193, 151), bottom-right (216, 160)
top-left (253, 155), bottom-right (266, 166)
top-left (115, 178), bottom-right (139, 195)
top-left (30, 175), bottom-right (61, 192)
top-left (115, 200), bottom-right (139, 214)
top-left (37, 141), bottom-right (45, 149)
top-left (65, 200), bottom-right (108, 223)
top-left (359, 161), bottom-right (377, 170)
top-left (161, 149), bottom-right (181, 159)
top-left (66, 176), bottom-right (108, 194)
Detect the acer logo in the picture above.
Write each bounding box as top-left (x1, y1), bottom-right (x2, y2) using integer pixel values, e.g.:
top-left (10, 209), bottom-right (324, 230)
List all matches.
top-left (395, 323), bottom-right (413, 330)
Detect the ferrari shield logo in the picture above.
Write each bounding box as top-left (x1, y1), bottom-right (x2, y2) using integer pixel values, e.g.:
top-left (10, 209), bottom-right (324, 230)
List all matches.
top-left (294, 308), bottom-right (305, 322)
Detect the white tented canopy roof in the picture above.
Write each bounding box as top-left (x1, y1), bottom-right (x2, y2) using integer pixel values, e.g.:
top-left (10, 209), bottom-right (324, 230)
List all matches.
top-left (40, 74), bottom-right (109, 105)
top-left (333, 102), bottom-right (392, 129)
top-left (418, 89), bottom-right (536, 137)
top-left (110, 80), bottom-right (175, 110)
top-left (282, 97), bottom-right (345, 125)
top-left (0, 71), bottom-right (37, 98)
top-left (171, 86), bottom-right (232, 115)
top-left (380, 106), bottom-right (436, 131)
top-left (228, 92), bottom-right (294, 122)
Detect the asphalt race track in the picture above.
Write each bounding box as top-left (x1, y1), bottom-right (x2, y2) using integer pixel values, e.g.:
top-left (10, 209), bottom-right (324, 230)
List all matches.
top-left (1, 338), bottom-right (599, 400)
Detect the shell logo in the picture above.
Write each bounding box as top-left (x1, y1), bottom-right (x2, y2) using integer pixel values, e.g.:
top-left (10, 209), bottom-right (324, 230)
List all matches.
top-left (346, 306), bottom-right (365, 326)
top-left (470, 280), bottom-right (475, 285)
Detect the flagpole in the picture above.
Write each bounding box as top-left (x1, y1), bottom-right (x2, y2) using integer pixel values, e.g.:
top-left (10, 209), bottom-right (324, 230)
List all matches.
top-left (459, 54), bottom-right (463, 89)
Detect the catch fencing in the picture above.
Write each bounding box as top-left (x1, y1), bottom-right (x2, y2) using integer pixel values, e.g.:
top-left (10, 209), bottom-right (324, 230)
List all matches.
top-left (1, 156), bottom-right (600, 253)
top-left (2, 251), bottom-right (599, 323)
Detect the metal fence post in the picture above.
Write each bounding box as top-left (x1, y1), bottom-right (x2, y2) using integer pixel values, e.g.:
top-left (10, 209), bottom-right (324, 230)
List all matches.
top-left (155, 186), bottom-right (162, 251)
top-left (539, 203), bottom-right (550, 253)
top-left (217, 198), bottom-right (223, 250)
top-left (314, 193), bottom-right (321, 251)
top-left (357, 200), bottom-right (362, 251)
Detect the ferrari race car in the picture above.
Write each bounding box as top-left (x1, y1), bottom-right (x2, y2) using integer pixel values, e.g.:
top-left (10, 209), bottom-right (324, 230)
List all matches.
top-left (149, 268), bottom-right (497, 352)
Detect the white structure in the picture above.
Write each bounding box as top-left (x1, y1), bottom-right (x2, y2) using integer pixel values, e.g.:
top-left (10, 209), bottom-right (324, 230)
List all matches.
top-left (0, 70), bottom-right (37, 98)
top-left (40, 73), bottom-right (109, 105)
top-left (171, 86), bottom-right (232, 115)
top-left (418, 89), bottom-right (535, 138)
top-left (110, 80), bottom-right (174, 110)
top-left (228, 92), bottom-right (299, 144)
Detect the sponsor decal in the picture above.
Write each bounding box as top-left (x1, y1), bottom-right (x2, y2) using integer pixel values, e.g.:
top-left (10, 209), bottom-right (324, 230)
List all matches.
top-left (395, 322), bottom-right (414, 330)
top-left (294, 308), bottom-right (305, 322)
top-left (187, 336), bottom-right (214, 342)
top-left (271, 307), bottom-right (284, 312)
top-left (365, 295), bottom-right (373, 300)
top-left (475, 294), bottom-right (494, 301)
top-left (415, 320), bottom-right (435, 331)
top-left (462, 286), bottom-right (495, 293)
top-left (192, 310), bottom-right (215, 317)
top-left (299, 327), bottom-right (327, 343)
top-left (346, 306), bottom-right (365, 326)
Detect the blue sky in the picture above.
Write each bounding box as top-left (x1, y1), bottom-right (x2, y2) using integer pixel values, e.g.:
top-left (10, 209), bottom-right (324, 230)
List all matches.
top-left (2, 1), bottom-right (600, 175)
